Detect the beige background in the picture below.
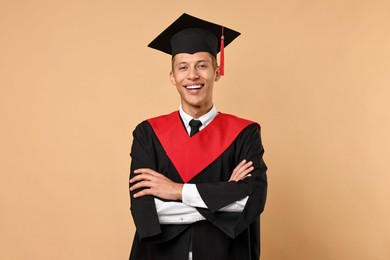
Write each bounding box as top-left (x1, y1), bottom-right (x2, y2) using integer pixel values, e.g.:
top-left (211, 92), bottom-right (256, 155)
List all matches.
top-left (1, 0), bottom-right (389, 259)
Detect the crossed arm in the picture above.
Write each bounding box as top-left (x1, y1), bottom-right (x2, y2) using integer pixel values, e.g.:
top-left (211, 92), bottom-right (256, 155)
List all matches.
top-left (129, 159), bottom-right (254, 201)
top-left (129, 159), bottom-right (253, 224)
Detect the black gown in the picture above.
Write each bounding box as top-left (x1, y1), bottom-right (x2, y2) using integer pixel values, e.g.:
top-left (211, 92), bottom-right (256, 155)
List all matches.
top-left (129, 112), bottom-right (267, 260)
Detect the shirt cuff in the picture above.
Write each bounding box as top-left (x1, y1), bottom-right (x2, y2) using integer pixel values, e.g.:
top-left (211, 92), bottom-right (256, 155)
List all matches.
top-left (154, 198), bottom-right (206, 224)
top-left (182, 183), bottom-right (207, 208)
top-left (220, 196), bottom-right (249, 212)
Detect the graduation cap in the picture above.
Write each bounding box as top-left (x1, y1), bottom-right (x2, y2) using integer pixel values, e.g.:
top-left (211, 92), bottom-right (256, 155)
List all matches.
top-left (148, 13), bottom-right (241, 76)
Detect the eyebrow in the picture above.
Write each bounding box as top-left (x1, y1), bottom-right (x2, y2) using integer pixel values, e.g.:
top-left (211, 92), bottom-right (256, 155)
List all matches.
top-left (175, 59), bottom-right (209, 66)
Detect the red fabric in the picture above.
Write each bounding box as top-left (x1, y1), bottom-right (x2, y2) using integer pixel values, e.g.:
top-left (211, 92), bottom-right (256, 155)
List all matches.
top-left (219, 26), bottom-right (225, 76)
top-left (147, 112), bottom-right (257, 182)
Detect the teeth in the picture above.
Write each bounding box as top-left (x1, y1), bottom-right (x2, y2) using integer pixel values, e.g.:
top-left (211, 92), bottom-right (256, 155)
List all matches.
top-left (186, 85), bottom-right (202, 89)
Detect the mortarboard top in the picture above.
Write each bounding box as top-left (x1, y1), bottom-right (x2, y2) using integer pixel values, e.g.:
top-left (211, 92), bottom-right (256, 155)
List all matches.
top-left (148, 13), bottom-right (241, 75)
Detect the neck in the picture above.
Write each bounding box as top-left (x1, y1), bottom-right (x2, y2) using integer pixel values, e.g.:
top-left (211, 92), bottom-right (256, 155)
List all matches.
top-left (182, 104), bottom-right (213, 119)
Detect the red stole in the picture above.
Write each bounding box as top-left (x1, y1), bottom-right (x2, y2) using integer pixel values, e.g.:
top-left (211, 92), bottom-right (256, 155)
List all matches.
top-left (147, 111), bottom-right (258, 183)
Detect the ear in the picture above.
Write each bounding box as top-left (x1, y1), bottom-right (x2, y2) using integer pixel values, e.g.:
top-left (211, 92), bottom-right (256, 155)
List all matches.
top-left (170, 71), bottom-right (176, 85)
top-left (215, 67), bottom-right (221, 82)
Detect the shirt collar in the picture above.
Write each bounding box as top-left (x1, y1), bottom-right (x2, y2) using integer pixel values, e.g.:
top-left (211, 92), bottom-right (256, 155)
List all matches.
top-left (179, 105), bottom-right (218, 134)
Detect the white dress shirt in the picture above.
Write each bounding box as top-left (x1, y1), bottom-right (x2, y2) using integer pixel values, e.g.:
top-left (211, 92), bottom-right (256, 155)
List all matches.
top-left (154, 105), bottom-right (248, 224)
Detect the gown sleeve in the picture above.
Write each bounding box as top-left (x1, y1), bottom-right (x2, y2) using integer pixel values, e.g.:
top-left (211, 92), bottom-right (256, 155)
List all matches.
top-left (196, 124), bottom-right (268, 238)
top-left (130, 122), bottom-right (189, 243)
top-left (129, 122), bottom-right (161, 240)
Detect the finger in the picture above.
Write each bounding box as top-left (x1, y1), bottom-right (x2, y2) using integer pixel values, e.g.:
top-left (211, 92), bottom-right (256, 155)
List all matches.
top-left (237, 164), bottom-right (254, 176)
top-left (232, 160), bottom-right (247, 175)
top-left (243, 173), bottom-right (252, 180)
top-left (241, 166), bottom-right (254, 176)
top-left (134, 168), bottom-right (159, 176)
top-left (129, 173), bottom-right (152, 184)
top-left (238, 161), bottom-right (253, 173)
top-left (130, 180), bottom-right (154, 191)
top-left (231, 160), bottom-right (247, 178)
top-left (235, 166), bottom-right (254, 180)
top-left (241, 160), bottom-right (253, 169)
top-left (232, 161), bottom-right (253, 177)
top-left (236, 159), bottom-right (247, 168)
top-left (236, 160), bottom-right (253, 172)
top-left (130, 168), bottom-right (163, 182)
top-left (133, 188), bottom-right (152, 198)
top-left (133, 168), bottom-right (146, 174)
top-left (230, 165), bottom-right (254, 182)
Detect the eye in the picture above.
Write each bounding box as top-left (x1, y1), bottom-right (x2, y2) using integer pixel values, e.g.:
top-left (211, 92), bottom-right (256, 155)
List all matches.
top-left (178, 65), bottom-right (188, 71)
top-left (197, 63), bottom-right (208, 69)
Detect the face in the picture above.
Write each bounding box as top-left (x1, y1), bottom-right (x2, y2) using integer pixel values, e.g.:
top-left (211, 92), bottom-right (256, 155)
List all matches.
top-left (170, 52), bottom-right (220, 117)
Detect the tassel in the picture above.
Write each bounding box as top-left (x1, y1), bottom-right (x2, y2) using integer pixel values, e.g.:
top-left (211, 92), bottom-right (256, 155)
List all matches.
top-left (219, 26), bottom-right (225, 76)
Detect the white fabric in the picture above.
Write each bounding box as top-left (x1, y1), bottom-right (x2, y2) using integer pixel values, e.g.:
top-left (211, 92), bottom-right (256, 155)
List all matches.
top-left (155, 195), bottom-right (249, 224)
top-left (182, 183), bottom-right (207, 208)
top-left (219, 196), bottom-right (249, 212)
top-left (179, 104), bottom-right (218, 135)
top-left (154, 198), bottom-right (206, 224)
top-left (183, 183), bottom-right (249, 211)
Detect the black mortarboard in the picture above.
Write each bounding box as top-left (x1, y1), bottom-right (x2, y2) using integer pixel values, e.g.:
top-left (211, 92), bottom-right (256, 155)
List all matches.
top-left (148, 13), bottom-right (241, 75)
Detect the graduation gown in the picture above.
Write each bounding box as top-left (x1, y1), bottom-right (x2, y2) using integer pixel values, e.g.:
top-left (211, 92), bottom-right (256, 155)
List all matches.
top-left (129, 111), bottom-right (267, 260)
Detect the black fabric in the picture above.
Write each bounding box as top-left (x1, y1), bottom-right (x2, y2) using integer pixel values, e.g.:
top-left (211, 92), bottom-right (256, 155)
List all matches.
top-left (189, 119), bottom-right (202, 137)
top-left (129, 120), bottom-right (267, 260)
top-left (171, 28), bottom-right (218, 57)
top-left (147, 13), bottom-right (240, 57)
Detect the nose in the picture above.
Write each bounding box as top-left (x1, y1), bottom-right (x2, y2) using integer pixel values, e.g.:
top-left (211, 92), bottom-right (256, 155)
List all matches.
top-left (187, 66), bottom-right (199, 80)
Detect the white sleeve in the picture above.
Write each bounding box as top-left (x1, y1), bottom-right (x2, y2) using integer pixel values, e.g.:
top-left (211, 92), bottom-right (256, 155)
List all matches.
top-left (154, 184), bottom-right (249, 225)
top-left (182, 183), bottom-right (207, 208)
top-left (154, 198), bottom-right (205, 224)
top-left (219, 196), bottom-right (249, 212)
top-left (182, 183), bottom-right (249, 211)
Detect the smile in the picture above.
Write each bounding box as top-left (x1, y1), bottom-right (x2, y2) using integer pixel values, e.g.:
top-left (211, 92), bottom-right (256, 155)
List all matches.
top-left (185, 84), bottom-right (204, 90)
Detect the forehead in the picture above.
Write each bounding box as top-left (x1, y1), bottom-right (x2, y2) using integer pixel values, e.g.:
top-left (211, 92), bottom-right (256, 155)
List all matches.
top-left (172, 52), bottom-right (214, 64)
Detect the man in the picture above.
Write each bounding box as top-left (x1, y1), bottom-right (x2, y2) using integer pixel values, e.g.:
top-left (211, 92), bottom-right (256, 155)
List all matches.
top-left (129, 13), bottom-right (267, 260)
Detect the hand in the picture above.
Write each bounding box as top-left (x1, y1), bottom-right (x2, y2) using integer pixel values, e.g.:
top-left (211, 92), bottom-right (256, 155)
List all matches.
top-left (229, 159), bottom-right (254, 182)
top-left (129, 168), bottom-right (183, 201)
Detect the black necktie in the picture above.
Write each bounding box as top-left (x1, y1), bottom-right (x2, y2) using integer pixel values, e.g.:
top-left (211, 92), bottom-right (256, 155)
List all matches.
top-left (189, 119), bottom-right (202, 137)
